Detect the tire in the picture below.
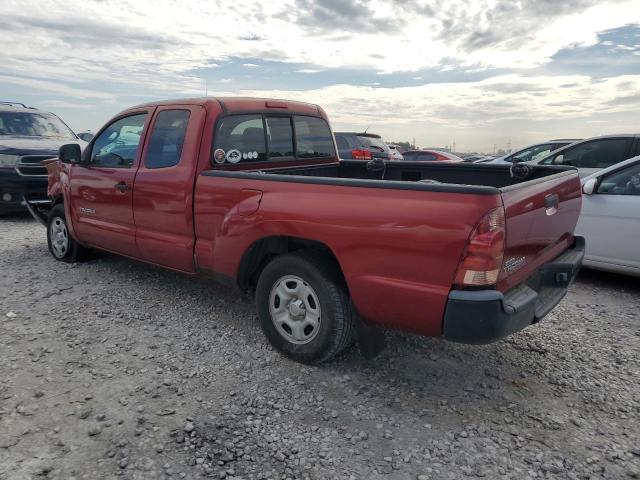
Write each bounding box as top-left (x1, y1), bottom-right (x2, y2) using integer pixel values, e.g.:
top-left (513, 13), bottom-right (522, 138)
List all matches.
top-left (256, 251), bottom-right (354, 365)
top-left (47, 204), bottom-right (89, 263)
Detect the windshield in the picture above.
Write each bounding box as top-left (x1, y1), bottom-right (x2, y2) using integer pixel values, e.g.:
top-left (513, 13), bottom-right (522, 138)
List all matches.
top-left (505, 143), bottom-right (556, 163)
top-left (0, 111), bottom-right (77, 139)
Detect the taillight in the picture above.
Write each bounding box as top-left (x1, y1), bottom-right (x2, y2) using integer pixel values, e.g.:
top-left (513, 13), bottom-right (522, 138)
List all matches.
top-left (351, 149), bottom-right (372, 160)
top-left (454, 207), bottom-right (505, 287)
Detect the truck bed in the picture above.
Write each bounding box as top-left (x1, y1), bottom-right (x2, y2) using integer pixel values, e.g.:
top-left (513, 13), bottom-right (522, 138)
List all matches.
top-left (265, 160), bottom-right (575, 191)
top-left (198, 160), bottom-right (581, 335)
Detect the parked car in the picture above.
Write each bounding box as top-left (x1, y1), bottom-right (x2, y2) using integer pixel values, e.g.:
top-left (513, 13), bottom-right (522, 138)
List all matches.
top-left (576, 155), bottom-right (640, 277)
top-left (486, 136), bottom-right (640, 177)
top-left (534, 135), bottom-right (640, 177)
top-left (472, 156), bottom-right (498, 163)
top-left (462, 154), bottom-right (494, 163)
top-left (484, 140), bottom-right (580, 166)
top-left (334, 132), bottom-right (392, 161)
top-left (40, 97), bottom-right (584, 365)
top-left (400, 149), bottom-right (464, 162)
top-left (388, 144), bottom-right (404, 161)
top-left (0, 101), bottom-right (85, 215)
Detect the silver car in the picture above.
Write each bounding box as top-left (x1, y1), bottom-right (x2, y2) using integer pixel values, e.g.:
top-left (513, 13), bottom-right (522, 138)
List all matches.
top-left (577, 155), bottom-right (640, 277)
top-left (485, 139), bottom-right (578, 165)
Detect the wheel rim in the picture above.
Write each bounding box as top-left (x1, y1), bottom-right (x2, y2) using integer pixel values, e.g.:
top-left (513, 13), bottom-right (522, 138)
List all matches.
top-left (269, 275), bottom-right (321, 345)
top-left (49, 217), bottom-right (69, 259)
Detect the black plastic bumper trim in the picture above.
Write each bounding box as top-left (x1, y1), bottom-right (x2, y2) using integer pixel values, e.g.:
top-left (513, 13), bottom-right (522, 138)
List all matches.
top-left (443, 236), bottom-right (585, 344)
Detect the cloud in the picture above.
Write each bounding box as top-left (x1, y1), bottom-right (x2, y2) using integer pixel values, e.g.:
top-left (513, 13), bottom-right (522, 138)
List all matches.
top-left (1, 0), bottom-right (638, 84)
top-left (219, 73), bottom-right (640, 149)
top-left (233, 74), bottom-right (640, 124)
top-left (1, 0), bottom-right (638, 149)
top-left (0, 74), bottom-right (115, 100)
top-left (292, 0), bottom-right (392, 32)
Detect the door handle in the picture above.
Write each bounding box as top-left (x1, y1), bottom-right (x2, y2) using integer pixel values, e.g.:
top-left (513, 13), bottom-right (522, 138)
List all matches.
top-left (114, 182), bottom-right (130, 192)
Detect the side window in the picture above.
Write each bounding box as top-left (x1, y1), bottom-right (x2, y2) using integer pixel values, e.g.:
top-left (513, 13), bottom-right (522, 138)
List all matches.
top-left (597, 163), bottom-right (640, 195)
top-left (417, 153), bottom-right (437, 161)
top-left (294, 116), bottom-right (336, 159)
top-left (265, 117), bottom-right (294, 158)
top-left (90, 114), bottom-right (146, 168)
top-left (335, 135), bottom-right (349, 150)
top-left (145, 110), bottom-right (190, 169)
top-left (543, 139), bottom-right (628, 168)
top-left (403, 152), bottom-right (417, 161)
top-left (213, 115), bottom-right (266, 164)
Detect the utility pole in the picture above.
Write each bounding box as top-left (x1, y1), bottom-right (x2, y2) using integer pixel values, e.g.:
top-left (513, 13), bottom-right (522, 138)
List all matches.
top-left (507, 138), bottom-right (511, 153)
top-left (452, 140), bottom-right (456, 153)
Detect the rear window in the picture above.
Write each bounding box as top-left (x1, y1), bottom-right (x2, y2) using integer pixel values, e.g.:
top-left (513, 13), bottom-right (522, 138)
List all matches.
top-left (294, 116), bottom-right (335, 159)
top-left (356, 135), bottom-right (390, 154)
top-left (212, 114), bottom-right (335, 165)
top-left (213, 115), bottom-right (267, 164)
top-left (266, 117), bottom-right (294, 158)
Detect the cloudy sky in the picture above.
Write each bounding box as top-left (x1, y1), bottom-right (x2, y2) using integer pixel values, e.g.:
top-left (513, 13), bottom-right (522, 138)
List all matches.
top-left (1, 0), bottom-right (639, 153)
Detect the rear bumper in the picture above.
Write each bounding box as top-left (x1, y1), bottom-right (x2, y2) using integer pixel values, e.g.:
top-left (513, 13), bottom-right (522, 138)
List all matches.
top-left (443, 236), bottom-right (585, 344)
top-left (0, 168), bottom-right (48, 213)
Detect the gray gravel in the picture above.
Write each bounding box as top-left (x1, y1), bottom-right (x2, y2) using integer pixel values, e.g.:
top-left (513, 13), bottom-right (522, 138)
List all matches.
top-left (1, 215), bottom-right (639, 480)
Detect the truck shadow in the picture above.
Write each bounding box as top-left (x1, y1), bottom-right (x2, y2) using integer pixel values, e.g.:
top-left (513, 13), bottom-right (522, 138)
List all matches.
top-left (90, 251), bottom-right (565, 409)
top-left (576, 267), bottom-right (640, 293)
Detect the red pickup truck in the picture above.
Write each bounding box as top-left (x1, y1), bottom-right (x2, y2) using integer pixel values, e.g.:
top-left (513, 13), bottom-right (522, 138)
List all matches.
top-left (40, 97), bottom-right (584, 364)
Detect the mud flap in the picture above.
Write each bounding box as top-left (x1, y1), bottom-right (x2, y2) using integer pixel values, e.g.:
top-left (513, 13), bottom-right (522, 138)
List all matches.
top-left (352, 303), bottom-right (386, 360)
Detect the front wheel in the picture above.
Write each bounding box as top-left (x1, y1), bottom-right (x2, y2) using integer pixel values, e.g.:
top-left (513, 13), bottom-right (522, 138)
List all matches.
top-left (256, 252), bottom-right (354, 364)
top-left (47, 204), bottom-right (89, 262)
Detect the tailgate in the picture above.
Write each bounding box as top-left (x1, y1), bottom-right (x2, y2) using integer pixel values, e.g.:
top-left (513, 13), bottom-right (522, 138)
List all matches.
top-left (497, 170), bottom-right (582, 291)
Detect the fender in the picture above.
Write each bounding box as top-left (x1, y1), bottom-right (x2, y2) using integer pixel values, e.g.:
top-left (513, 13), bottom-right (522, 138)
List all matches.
top-left (44, 159), bottom-right (80, 242)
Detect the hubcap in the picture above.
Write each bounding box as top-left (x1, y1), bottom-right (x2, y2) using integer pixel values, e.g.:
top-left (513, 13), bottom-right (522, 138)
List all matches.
top-left (49, 217), bottom-right (69, 258)
top-left (269, 275), bottom-right (321, 344)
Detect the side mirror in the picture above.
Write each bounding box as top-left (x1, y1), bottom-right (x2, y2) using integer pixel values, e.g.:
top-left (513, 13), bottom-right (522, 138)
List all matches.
top-left (582, 178), bottom-right (597, 195)
top-left (58, 143), bottom-right (82, 164)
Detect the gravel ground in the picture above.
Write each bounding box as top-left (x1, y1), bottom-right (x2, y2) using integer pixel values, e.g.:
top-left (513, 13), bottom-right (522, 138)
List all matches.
top-left (1, 215), bottom-right (639, 480)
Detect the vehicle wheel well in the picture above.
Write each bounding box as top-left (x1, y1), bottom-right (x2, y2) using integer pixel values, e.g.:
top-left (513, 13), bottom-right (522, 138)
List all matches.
top-left (237, 236), bottom-right (344, 291)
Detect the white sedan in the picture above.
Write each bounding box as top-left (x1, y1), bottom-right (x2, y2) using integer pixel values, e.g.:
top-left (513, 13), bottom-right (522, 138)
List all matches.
top-left (577, 155), bottom-right (640, 277)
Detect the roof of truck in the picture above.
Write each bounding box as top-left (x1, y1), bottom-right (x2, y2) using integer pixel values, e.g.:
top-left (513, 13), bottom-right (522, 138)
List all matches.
top-left (128, 97), bottom-right (323, 116)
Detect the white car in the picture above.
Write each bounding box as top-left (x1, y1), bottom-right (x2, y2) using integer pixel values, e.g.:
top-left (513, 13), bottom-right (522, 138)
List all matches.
top-left (486, 135), bottom-right (640, 178)
top-left (387, 145), bottom-right (404, 161)
top-left (577, 155), bottom-right (640, 277)
top-left (485, 140), bottom-right (578, 165)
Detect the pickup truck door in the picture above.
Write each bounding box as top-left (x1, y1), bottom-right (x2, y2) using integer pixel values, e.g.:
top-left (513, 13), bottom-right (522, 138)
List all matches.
top-left (69, 111), bottom-right (152, 257)
top-left (132, 105), bottom-right (206, 272)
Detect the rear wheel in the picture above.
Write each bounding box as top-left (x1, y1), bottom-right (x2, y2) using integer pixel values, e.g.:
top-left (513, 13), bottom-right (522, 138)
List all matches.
top-left (47, 204), bottom-right (89, 262)
top-left (256, 252), bottom-right (354, 364)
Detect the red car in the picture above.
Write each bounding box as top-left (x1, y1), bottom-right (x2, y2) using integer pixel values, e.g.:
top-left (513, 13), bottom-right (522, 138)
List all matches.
top-left (39, 97), bottom-right (584, 364)
top-left (401, 149), bottom-right (464, 162)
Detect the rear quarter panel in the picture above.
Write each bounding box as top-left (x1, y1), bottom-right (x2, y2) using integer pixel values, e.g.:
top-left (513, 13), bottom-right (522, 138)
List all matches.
top-left (194, 175), bottom-right (500, 335)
